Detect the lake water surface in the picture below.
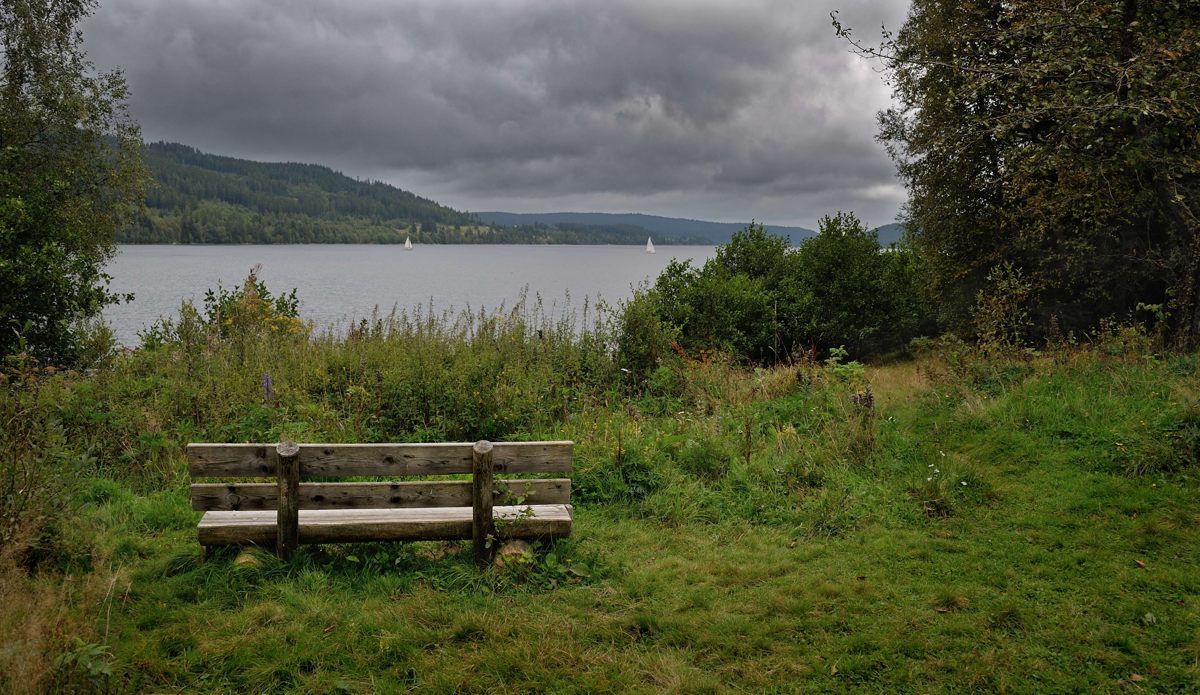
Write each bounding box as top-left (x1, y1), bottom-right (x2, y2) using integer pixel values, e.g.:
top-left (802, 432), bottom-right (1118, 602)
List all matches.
top-left (103, 244), bottom-right (716, 344)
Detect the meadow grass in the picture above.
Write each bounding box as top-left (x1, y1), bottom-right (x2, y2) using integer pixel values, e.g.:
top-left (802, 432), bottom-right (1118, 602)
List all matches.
top-left (2, 303), bottom-right (1199, 693)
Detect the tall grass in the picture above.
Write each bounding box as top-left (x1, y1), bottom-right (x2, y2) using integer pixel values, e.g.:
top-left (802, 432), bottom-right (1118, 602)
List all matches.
top-left (35, 286), bottom-right (629, 491)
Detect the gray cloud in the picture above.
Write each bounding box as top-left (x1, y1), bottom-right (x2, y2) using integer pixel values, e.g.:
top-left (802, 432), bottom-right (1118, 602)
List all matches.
top-left (84, 0), bottom-right (910, 228)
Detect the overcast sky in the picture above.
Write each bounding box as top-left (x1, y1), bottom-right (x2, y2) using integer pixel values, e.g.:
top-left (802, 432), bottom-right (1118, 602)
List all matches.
top-left (84, 0), bottom-right (911, 229)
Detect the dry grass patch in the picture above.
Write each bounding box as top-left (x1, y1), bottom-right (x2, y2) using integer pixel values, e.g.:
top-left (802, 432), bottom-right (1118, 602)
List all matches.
top-left (0, 551), bottom-right (115, 695)
top-left (867, 359), bottom-right (931, 406)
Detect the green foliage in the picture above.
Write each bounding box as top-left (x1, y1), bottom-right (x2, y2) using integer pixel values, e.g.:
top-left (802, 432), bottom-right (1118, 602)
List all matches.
top-left (0, 357), bottom-right (84, 563)
top-left (613, 287), bottom-right (678, 385)
top-left (655, 255), bottom-right (775, 359)
top-left (676, 437), bottom-right (731, 481)
top-left (200, 266), bottom-right (303, 340)
top-left (651, 216), bottom-right (931, 363)
top-left (784, 212), bottom-right (909, 357)
top-left (0, 0), bottom-right (149, 362)
top-left (4, 269), bottom-right (1200, 693)
top-left (81, 280), bottom-right (614, 482)
top-left (842, 1), bottom-right (1200, 347)
top-left (824, 346), bottom-right (865, 383)
top-left (52, 639), bottom-right (113, 692)
top-left (974, 262), bottom-right (1034, 355)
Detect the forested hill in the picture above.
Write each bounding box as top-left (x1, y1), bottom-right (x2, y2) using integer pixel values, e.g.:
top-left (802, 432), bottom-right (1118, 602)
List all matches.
top-left (119, 143), bottom-right (488, 243)
top-left (478, 211), bottom-right (817, 245)
top-left (118, 143), bottom-right (707, 244)
top-left (478, 211), bottom-right (905, 246)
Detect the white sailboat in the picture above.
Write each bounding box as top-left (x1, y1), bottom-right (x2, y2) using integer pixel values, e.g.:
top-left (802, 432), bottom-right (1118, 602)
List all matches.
top-left (645, 237), bottom-right (655, 254)
top-left (404, 236), bottom-right (413, 250)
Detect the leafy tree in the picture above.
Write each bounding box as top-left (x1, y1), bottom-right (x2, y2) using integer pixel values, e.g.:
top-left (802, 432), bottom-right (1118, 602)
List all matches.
top-left (784, 213), bottom-right (900, 357)
top-left (837, 1), bottom-right (1200, 347)
top-left (0, 0), bottom-right (147, 361)
top-left (656, 258), bottom-right (775, 360)
top-left (879, 234), bottom-right (936, 348)
top-left (711, 221), bottom-right (792, 282)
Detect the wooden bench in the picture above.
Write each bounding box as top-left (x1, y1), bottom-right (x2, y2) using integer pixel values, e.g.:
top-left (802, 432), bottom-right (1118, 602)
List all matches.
top-left (187, 440), bottom-right (573, 564)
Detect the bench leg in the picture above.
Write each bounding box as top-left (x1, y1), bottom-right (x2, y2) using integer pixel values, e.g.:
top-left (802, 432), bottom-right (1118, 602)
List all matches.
top-left (472, 441), bottom-right (496, 567)
top-left (277, 443), bottom-right (301, 560)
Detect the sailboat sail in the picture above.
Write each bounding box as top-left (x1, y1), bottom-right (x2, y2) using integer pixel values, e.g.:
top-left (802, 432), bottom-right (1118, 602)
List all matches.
top-left (404, 237), bottom-right (413, 250)
top-left (645, 237), bottom-right (655, 254)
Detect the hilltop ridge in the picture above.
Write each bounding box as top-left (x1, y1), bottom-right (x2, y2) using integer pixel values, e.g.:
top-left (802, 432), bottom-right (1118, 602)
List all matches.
top-left (119, 143), bottom-right (709, 245)
top-left (120, 142), bottom-right (900, 246)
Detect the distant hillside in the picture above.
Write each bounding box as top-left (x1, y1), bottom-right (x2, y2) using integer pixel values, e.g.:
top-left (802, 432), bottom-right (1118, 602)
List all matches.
top-left (478, 212), bottom-right (815, 245)
top-left (478, 212), bottom-right (909, 246)
top-left (119, 143), bottom-right (705, 245)
top-left (873, 223), bottom-right (905, 246)
top-left (120, 142), bottom-right (479, 244)
top-left (120, 142), bottom-right (895, 246)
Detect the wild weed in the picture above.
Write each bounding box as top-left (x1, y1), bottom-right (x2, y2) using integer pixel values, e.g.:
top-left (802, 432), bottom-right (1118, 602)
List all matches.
top-left (52, 639), bottom-right (114, 693)
top-left (910, 461), bottom-right (954, 518)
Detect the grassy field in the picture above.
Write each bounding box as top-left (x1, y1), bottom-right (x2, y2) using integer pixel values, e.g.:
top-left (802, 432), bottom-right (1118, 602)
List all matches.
top-left (2, 301), bottom-right (1199, 693)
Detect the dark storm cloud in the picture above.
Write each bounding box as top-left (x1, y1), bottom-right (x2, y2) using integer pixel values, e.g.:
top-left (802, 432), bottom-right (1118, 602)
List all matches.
top-left (83, 0), bottom-right (910, 228)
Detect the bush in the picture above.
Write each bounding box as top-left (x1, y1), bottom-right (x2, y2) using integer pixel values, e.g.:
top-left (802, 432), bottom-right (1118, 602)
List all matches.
top-left (0, 359), bottom-right (77, 563)
top-left (653, 256), bottom-right (775, 361)
top-left (646, 215), bottom-right (933, 365)
top-left (615, 287), bottom-right (679, 385)
top-left (677, 437), bottom-right (732, 481)
top-left (974, 262), bottom-right (1033, 354)
top-left (202, 265), bottom-right (304, 341)
top-left (783, 212), bottom-right (903, 357)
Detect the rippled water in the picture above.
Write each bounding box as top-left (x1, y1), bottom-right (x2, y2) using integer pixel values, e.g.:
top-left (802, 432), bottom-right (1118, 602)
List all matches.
top-left (103, 244), bottom-right (716, 344)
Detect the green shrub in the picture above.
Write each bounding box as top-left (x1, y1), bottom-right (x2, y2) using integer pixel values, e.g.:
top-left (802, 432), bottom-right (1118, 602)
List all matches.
top-left (615, 287), bottom-right (679, 386)
top-left (974, 261), bottom-right (1033, 354)
top-left (784, 212), bottom-right (917, 357)
top-left (677, 437), bottom-right (732, 481)
top-left (202, 265), bottom-right (304, 340)
top-left (615, 447), bottom-right (661, 502)
top-left (647, 215), bottom-right (933, 364)
top-left (654, 257), bottom-right (775, 360)
top-left (52, 640), bottom-right (114, 693)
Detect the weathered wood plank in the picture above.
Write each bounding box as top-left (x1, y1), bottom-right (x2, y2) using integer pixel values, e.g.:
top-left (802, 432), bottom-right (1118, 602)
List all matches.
top-left (472, 440), bottom-right (495, 566)
top-left (187, 441), bottom-right (573, 477)
top-left (275, 442), bottom-right (300, 560)
top-left (190, 479), bottom-right (572, 511)
top-left (196, 505), bottom-right (573, 546)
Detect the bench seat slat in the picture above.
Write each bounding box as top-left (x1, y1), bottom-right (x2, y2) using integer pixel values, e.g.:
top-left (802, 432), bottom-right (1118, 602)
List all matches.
top-left (197, 505), bottom-right (573, 546)
top-left (188, 442), bottom-right (573, 477)
top-left (190, 479), bottom-right (571, 511)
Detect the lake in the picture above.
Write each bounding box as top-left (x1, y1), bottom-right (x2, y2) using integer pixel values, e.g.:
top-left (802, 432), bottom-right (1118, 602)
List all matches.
top-left (103, 244), bottom-right (716, 344)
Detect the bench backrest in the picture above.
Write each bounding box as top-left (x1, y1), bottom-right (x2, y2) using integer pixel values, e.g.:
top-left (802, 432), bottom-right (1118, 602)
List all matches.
top-left (187, 441), bottom-right (573, 511)
top-left (187, 440), bottom-right (573, 562)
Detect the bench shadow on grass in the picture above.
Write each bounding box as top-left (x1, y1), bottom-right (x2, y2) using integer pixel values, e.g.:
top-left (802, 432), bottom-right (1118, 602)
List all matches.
top-left (160, 535), bottom-right (603, 602)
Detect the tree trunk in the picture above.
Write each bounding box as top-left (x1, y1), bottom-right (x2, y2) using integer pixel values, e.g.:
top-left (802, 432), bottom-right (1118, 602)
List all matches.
top-left (1164, 184), bottom-right (1200, 352)
top-left (1170, 233), bottom-right (1200, 352)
